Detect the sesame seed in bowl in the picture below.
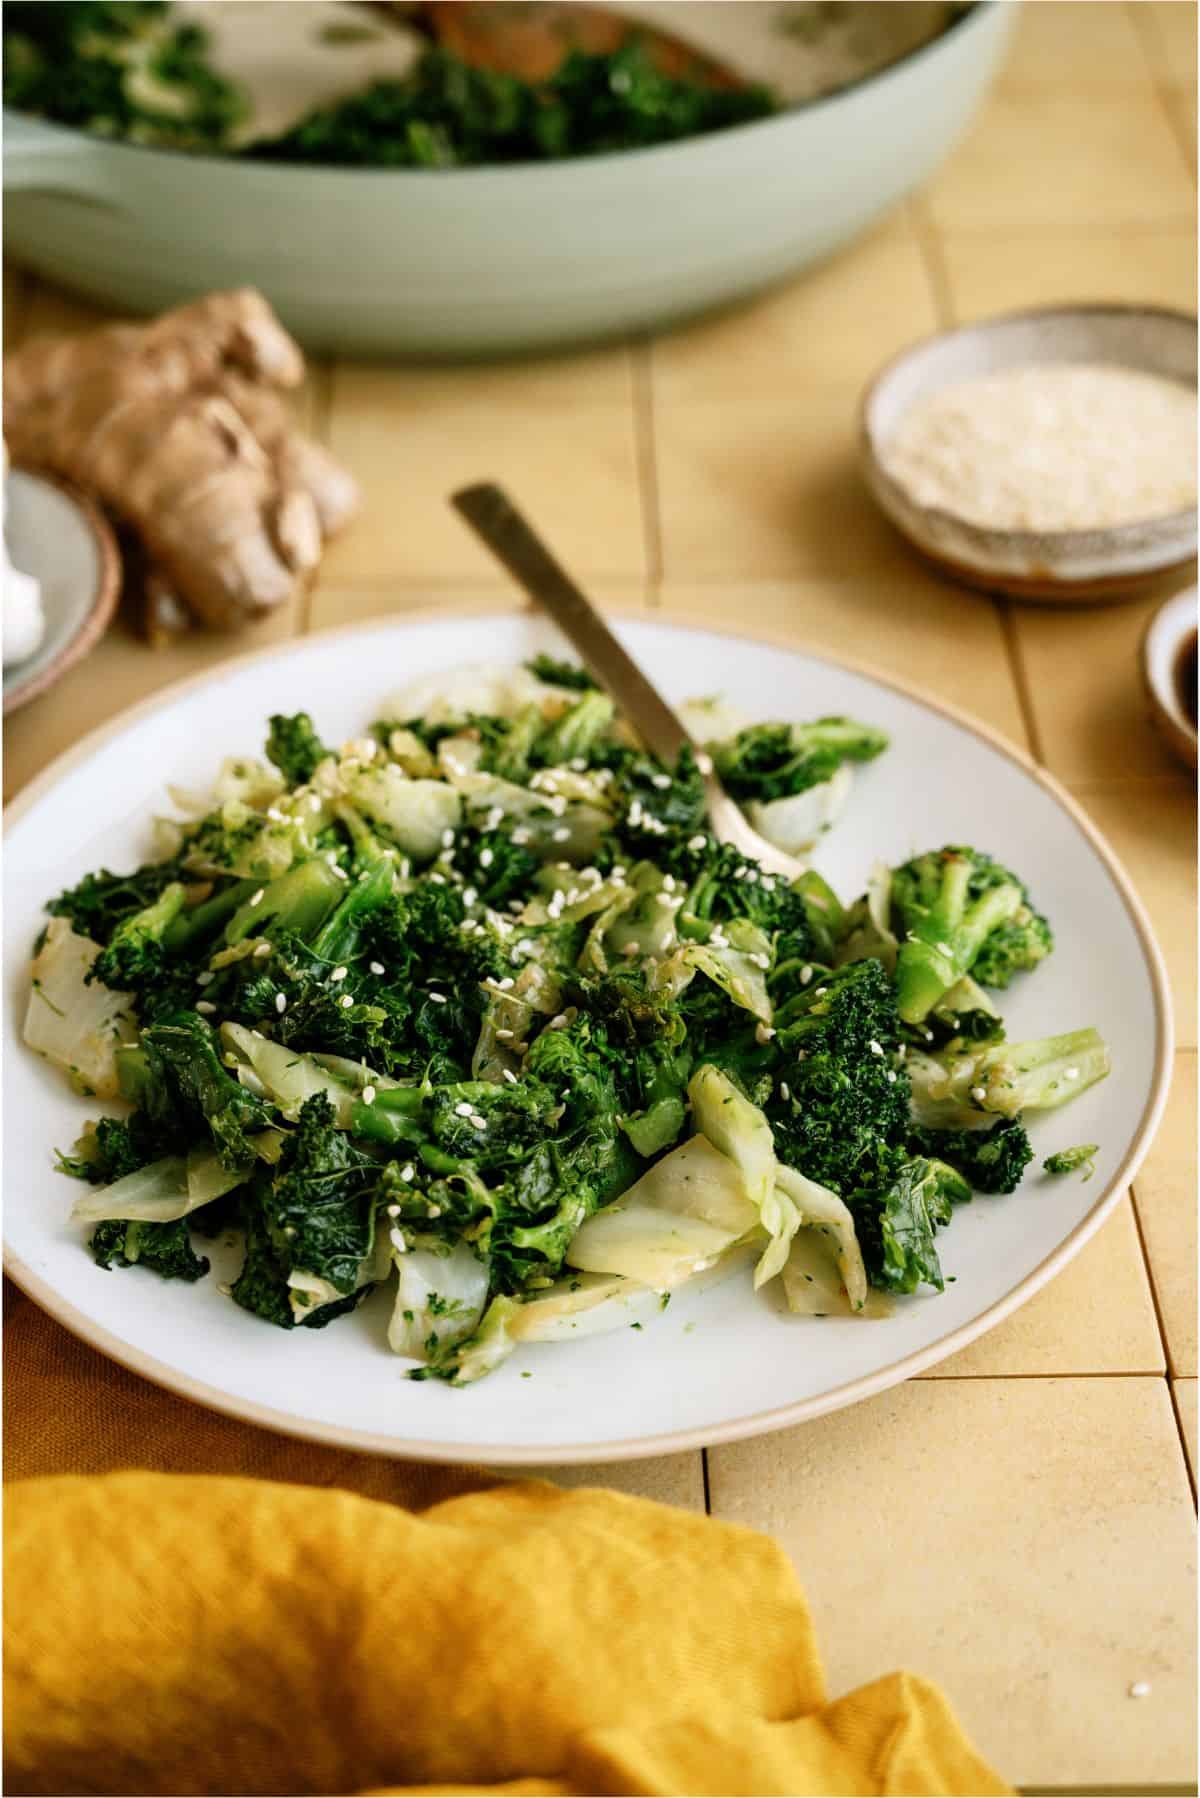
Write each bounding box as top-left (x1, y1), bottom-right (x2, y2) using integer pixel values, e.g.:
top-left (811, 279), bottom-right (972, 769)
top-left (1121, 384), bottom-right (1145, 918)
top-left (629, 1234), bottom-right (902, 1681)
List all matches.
top-left (861, 304), bottom-right (1198, 604)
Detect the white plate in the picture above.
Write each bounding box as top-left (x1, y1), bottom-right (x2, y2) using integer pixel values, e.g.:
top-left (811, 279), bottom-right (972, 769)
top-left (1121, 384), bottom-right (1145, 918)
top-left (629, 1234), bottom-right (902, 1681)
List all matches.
top-left (2, 610), bottom-right (1172, 1463)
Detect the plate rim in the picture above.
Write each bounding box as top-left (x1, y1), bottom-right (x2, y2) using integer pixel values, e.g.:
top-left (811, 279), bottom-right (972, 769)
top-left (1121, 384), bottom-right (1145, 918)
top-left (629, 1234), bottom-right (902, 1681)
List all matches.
top-left (2, 602), bottom-right (1175, 1464)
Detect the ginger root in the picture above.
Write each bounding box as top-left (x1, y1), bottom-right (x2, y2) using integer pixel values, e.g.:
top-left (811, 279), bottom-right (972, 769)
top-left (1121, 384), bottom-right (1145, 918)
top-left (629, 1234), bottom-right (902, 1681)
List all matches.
top-left (3, 290), bottom-right (358, 632)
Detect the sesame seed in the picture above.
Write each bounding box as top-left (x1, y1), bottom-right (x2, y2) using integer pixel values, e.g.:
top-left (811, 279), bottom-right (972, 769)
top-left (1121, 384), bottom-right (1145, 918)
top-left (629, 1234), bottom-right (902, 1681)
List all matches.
top-left (196, 970), bottom-right (214, 986)
top-left (275, 993), bottom-right (287, 1014)
top-left (249, 888), bottom-right (265, 908)
top-left (253, 942), bottom-right (272, 958)
top-left (511, 827), bottom-right (531, 845)
top-left (695, 751), bottom-right (713, 775)
top-left (369, 961), bottom-right (385, 976)
top-left (688, 834), bottom-right (707, 852)
top-left (498, 977), bottom-right (515, 991)
top-left (330, 966), bottom-right (348, 983)
top-left (970, 1085), bottom-right (987, 1103)
top-left (455, 1101), bottom-right (473, 1117)
top-left (427, 872), bottom-right (445, 886)
top-left (814, 986), bottom-right (828, 998)
top-left (428, 992), bottom-right (447, 1005)
top-left (485, 808), bottom-right (503, 830)
top-left (515, 938), bottom-right (534, 955)
top-left (326, 852), bottom-right (340, 868)
top-left (887, 1070), bottom-right (898, 1084)
top-left (751, 952), bottom-right (771, 969)
top-left (266, 807), bottom-right (285, 823)
top-left (308, 795), bottom-right (322, 813)
top-left (780, 1081), bottom-right (791, 1100)
top-left (568, 757), bottom-right (587, 772)
top-left (400, 1164), bottom-right (415, 1183)
top-left (868, 1040), bottom-right (884, 1056)
top-left (547, 795), bottom-right (567, 815)
top-left (389, 1227), bottom-right (407, 1254)
top-left (470, 1114), bottom-right (488, 1130)
top-left (755, 1022), bottom-right (776, 1044)
top-left (552, 826), bottom-right (570, 842)
top-left (427, 1204), bottom-right (442, 1218)
top-left (196, 1000), bottom-right (217, 1015)
top-left (386, 1203), bottom-right (400, 1218)
top-left (462, 887), bottom-right (478, 907)
top-left (441, 827), bottom-right (456, 848)
top-left (479, 849), bottom-right (494, 868)
top-left (340, 995), bottom-right (354, 1010)
top-left (502, 1068), bottom-right (518, 1084)
top-left (621, 941), bottom-right (639, 958)
top-left (362, 1085), bottom-right (376, 1105)
top-left (651, 772), bottom-right (672, 790)
top-left (800, 965), bottom-right (813, 985)
top-left (1065, 1066), bottom-right (1080, 1079)
top-left (332, 865), bottom-right (349, 881)
top-left (655, 892), bottom-right (677, 907)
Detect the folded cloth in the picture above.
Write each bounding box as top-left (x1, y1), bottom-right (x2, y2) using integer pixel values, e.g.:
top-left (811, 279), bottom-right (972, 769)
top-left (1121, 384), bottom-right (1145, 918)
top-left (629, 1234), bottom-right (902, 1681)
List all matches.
top-left (4, 1471), bottom-right (1010, 1797)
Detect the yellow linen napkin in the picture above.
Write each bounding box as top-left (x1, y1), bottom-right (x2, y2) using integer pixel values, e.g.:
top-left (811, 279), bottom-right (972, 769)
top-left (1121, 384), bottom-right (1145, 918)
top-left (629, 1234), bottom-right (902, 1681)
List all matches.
top-left (5, 1467), bottom-right (1010, 1797)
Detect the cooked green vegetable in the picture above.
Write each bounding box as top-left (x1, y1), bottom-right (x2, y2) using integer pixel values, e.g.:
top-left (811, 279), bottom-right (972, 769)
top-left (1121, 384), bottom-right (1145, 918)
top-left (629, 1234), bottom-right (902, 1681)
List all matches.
top-left (4, 7), bottom-right (775, 164)
top-left (1043, 1143), bottom-right (1099, 1181)
top-left (31, 659), bottom-right (1109, 1378)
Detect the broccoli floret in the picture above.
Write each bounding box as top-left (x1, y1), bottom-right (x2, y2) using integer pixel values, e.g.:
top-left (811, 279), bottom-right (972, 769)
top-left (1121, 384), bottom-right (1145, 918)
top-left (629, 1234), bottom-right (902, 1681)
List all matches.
top-left (533, 691), bottom-right (615, 766)
top-left (141, 1011), bottom-right (275, 1166)
top-left (90, 1217), bottom-right (209, 1282)
top-left (47, 858), bottom-right (186, 947)
top-left (711, 717), bottom-right (888, 803)
top-left (525, 655), bottom-right (598, 691)
top-left (908, 1117), bottom-right (1033, 1195)
top-left (892, 847), bottom-right (1052, 1024)
top-left (265, 712), bottom-right (331, 786)
top-left (1043, 1143), bottom-right (1099, 1181)
top-left (768, 958), bottom-right (910, 1197)
top-left (907, 1028), bottom-right (1110, 1128)
top-left (87, 881), bottom-right (187, 995)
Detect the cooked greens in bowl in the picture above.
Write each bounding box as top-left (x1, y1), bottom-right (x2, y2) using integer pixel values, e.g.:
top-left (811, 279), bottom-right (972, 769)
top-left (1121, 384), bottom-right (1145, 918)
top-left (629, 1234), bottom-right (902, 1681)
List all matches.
top-left (3, 0), bottom-right (971, 166)
top-left (25, 658), bottom-right (1110, 1386)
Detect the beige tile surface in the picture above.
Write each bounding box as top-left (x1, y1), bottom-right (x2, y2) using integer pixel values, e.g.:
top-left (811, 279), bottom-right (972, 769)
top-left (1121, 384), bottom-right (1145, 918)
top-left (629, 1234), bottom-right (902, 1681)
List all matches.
top-left (323, 353), bottom-right (648, 585)
top-left (1013, 592), bottom-right (1190, 782)
top-left (658, 572), bottom-right (1028, 744)
top-left (1068, 781), bottom-right (1197, 1049)
top-left (1137, 1), bottom-right (1200, 85)
top-left (1166, 80), bottom-right (1199, 171)
top-left (1174, 1378), bottom-right (1198, 1487)
top-left (308, 580), bottom-right (650, 633)
top-left (653, 387), bottom-right (906, 579)
top-left (1000, 0), bottom-right (1159, 88)
top-left (938, 225), bottom-right (1198, 321)
top-left (708, 1376), bottom-right (1198, 1789)
top-left (926, 85), bottom-right (1195, 231)
top-left (1133, 1051), bottom-right (1198, 1376)
top-left (651, 213), bottom-right (938, 401)
top-left (920, 1197), bottom-right (1163, 1378)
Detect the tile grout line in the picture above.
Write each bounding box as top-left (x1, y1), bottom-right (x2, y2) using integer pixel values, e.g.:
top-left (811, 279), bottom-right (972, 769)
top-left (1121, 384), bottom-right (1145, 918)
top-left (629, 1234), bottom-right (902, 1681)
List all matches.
top-left (629, 336), bottom-right (664, 600)
top-left (701, 1446), bottom-right (713, 1515)
top-left (1125, 0), bottom-right (1198, 181)
top-left (1168, 1378), bottom-right (1198, 1506)
top-left (908, 199), bottom-right (1041, 761)
top-left (997, 601), bottom-right (1047, 764)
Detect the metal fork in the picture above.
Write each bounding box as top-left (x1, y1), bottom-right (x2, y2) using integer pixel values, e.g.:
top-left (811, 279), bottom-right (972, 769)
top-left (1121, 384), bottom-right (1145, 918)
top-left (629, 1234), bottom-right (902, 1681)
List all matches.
top-left (451, 482), bottom-right (808, 882)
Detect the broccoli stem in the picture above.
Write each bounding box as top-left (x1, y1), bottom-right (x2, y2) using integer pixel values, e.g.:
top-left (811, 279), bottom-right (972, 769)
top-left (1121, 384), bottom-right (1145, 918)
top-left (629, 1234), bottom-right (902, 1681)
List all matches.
top-left (164, 878), bottom-right (258, 952)
top-left (223, 859), bottom-right (344, 948)
top-left (310, 858), bottom-right (396, 964)
top-left (895, 854), bottom-right (1023, 1023)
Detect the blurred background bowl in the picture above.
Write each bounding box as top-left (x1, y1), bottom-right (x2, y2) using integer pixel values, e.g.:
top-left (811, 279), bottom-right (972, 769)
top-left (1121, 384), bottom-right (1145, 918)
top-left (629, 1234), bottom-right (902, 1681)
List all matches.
top-left (2, 1), bottom-right (1012, 357)
top-left (860, 303), bottom-right (1199, 603)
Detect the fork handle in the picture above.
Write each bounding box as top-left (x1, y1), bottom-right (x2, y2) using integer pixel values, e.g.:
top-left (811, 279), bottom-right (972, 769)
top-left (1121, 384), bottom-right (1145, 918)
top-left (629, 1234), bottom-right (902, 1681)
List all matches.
top-left (452, 482), bottom-right (695, 767)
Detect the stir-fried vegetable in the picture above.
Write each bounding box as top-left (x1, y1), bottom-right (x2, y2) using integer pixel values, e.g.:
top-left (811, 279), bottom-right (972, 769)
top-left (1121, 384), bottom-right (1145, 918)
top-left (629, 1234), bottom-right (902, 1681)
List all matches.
top-left (31, 656), bottom-right (1108, 1382)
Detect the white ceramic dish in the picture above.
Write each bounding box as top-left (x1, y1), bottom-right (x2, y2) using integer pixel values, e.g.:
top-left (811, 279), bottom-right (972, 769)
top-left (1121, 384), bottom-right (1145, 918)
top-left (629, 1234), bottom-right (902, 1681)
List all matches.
top-left (2, 468), bottom-right (121, 716)
top-left (861, 304), bottom-right (1199, 603)
top-left (1, 4), bottom-right (1013, 355)
top-left (2, 610), bottom-right (1171, 1463)
top-left (1142, 585), bottom-right (1198, 767)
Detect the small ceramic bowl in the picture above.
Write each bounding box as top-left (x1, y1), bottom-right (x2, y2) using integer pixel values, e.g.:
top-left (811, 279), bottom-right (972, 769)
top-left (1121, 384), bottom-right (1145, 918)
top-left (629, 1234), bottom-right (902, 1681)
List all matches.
top-left (860, 304), bottom-right (1198, 604)
top-left (1142, 585), bottom-right (1197, 767)
top-left (3, 468), bottom-right (121, 715)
